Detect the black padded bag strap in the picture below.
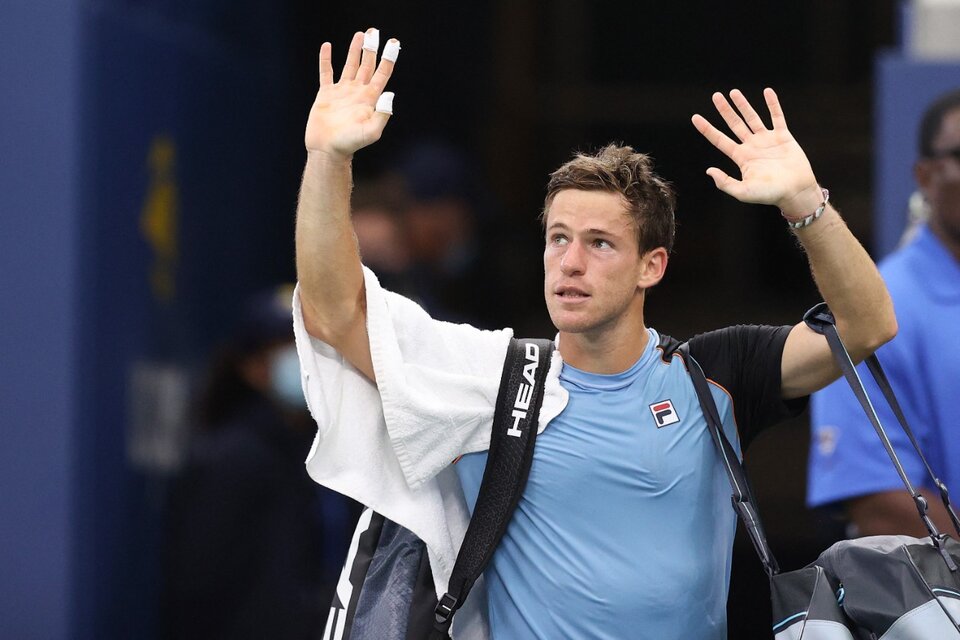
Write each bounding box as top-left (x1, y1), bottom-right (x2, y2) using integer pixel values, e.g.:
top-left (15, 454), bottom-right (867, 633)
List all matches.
top-left (430, 337), bottom-right (554, 637)
top-left (679, 342), bottom-right (780, 578)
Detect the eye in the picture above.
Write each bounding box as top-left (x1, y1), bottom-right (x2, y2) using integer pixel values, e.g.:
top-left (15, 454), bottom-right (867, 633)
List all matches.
top-left (592, 238), bottom-right (611, 249)
top-left (549, 234), bottom-right (568, 246)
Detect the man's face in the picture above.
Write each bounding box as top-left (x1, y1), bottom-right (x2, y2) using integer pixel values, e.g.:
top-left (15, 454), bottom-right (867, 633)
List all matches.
top-left (917, 107), bottom-right (960, 249)
top-left (543, 189), bottom-right (659, 336)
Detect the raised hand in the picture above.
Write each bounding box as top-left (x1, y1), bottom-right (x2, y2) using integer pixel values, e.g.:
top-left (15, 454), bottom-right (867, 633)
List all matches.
top-left (691, 88), bottom-right (822, 217)
top-left (305, 28), bottom-right (400, 159)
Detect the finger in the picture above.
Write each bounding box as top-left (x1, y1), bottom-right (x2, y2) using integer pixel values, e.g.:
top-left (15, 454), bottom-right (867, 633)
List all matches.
top-left (319, 42), bottom-right (333, 87)
top-left (764, 87), bottom-right (788, 130)
top-left (357, 27), bottom-right (380, 84)
top-left (705, 168), bottom-right (747, 200)
top-left (339, 31), bottom-right (364, 82)
top-left (691, 114), bottom-right (739, 160)
top-left (364, 99), bottom-right (394, 144)
top-left (729, 89), bottom-right (767, 133)
top-left (375, 92), bottom-right (395, 115)
top-left (711, 91), bottom-right (752, 141)
top-left (369, 38), bottom-right (400, 94)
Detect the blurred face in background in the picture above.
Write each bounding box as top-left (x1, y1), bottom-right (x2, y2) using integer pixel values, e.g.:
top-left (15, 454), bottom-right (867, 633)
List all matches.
top-left (916, 106), bottom-right (960, 256)
top-left (353, 204), bottom-right (410, 274)
top-left (403, 196), bottom-right (474, 270)
top-left (239, 339), bottom-right (306, 412)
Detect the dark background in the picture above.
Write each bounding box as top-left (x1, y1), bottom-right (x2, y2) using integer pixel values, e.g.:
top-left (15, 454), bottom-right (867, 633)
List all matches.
top-left (6, 1), bottom-right (954, 638)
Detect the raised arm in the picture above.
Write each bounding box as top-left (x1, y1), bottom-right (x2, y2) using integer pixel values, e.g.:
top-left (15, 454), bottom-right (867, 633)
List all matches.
top-left (692, 88), bottom-right (897, 399)
top-left (296, 28), bottom-right (400, 381)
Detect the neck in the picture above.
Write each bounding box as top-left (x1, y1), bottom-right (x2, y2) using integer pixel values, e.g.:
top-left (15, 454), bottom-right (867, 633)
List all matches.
top-left (558, 313), bottom-right (650, 374)
top-left (930, 216), bottom-right (960, 263)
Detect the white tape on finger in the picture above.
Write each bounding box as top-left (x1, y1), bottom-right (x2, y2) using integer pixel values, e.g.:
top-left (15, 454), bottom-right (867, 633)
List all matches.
top-left (382, 39), bottom-right (401, 62)
top-left (375, 92), bottom-right (394, 115)
top-left (362, 28), bottom-right (380, 52)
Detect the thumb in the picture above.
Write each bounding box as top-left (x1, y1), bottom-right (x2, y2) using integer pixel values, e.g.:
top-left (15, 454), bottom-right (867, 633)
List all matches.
top-left (706, 167), bottom-right (745, 200)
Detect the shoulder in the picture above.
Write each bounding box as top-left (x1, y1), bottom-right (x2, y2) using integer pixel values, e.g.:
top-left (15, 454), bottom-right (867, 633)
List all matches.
top-left (877, 233), bottom-right (946, 309)
top-left (878, 253), bottom-right (921, 303)
top-left (876, 247), bottom-right (934, 348)
top-left (687, 325), bottom-right (791, 366)
top-left (654, 325), bottom-right (790, 372)
top-left (685, 325), bottom-right (794, 410)
top-left (655, 332), bottom-right (683, 364)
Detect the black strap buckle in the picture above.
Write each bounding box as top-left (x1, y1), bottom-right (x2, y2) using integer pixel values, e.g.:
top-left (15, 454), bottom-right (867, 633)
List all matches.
top-left (802, 302), bottom-right (834, 335)
top-left (434, 593), bottom-right (458, 624)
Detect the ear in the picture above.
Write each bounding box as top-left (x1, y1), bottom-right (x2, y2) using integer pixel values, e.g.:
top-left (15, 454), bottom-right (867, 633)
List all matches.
top-left (914, 159), bottom-right (934, 198)
top-left (637, 247), bottom-right (669, 289)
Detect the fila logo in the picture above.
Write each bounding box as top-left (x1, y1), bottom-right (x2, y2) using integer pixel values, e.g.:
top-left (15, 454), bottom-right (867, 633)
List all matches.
top-left (507, 343), bottom-right (540, 438)
top-left (650, 399), bottom-right (680, 428)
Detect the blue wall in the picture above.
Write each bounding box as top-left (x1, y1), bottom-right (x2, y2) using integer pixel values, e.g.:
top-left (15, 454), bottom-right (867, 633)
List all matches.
top-left (2, 1), bottom-right (300, 637)
top-left (74, 3), bottom-right (298, 637)
top-left (0, 1), bottom-right (80, 638)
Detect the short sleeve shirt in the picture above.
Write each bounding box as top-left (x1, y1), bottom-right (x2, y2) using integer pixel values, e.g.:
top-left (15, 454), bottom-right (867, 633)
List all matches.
top-left (456, 324), bottom-right (802, 639)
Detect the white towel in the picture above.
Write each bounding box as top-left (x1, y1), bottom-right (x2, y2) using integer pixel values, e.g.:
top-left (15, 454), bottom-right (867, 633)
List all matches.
top-left (293, 266), bottom-right (567, 639)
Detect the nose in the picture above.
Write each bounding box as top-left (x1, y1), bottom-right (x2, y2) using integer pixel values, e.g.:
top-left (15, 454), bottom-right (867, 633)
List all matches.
top-left (560, 240), bottom-right (585, 276)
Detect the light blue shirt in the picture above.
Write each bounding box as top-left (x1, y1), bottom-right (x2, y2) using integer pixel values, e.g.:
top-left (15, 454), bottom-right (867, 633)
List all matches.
top-left (456, 329), bottom-right (743, 639)
top-left (809, 225), bottom-right (960, 508)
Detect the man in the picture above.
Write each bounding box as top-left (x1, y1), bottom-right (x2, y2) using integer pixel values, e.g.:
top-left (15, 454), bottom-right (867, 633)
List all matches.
top-left (293, 28), bottom-right (895, 638)
top-left (808, 88), bottom-right (960, 538)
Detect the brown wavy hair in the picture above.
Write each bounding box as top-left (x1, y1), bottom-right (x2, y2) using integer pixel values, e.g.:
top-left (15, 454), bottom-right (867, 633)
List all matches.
top-left (541, 144), bottom-right (676, 255)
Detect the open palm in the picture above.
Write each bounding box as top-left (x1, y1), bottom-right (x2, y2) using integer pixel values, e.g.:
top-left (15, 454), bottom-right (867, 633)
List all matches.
top-left (692, 88), bottom-right (819, 212)
top-left (305, 29), bottom-right (399, 158)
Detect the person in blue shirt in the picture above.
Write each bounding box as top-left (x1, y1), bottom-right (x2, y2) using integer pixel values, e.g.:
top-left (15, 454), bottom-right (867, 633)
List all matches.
top-left (808, 88), bottom-right (960, 538)
top-left (293, 28), bottom-right (897, 638)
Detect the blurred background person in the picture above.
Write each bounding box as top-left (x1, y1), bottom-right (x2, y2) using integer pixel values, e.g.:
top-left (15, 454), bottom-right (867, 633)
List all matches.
top-left (160, 285), bottom-right (357, 640)
top-left (807, 87), bottom-right (960, 538)
top-left (387, 139), bottom-right (515, 329)
top-left (350, 177), bottom-right (417, 299)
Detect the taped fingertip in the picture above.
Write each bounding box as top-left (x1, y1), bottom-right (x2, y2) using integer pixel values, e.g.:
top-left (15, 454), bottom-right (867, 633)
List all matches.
top-left (363, 28), bottom-right (380, 52)
top-left (383, 39), bottom-right (401, 62)
top-left (375, 92), bottom-right (395, 115)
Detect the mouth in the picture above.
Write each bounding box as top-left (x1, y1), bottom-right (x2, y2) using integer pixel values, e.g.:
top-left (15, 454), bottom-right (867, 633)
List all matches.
top-left (555, 286), bottom-right (590, 300)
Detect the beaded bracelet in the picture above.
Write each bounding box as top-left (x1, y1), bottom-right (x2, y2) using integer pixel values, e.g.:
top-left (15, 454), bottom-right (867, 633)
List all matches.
top-left (783, 188), bottom-right (830, 230)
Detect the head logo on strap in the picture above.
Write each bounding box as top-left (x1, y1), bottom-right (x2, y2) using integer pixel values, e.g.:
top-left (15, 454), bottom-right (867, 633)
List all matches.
top-left (506, 343), bottom-right (540, 438)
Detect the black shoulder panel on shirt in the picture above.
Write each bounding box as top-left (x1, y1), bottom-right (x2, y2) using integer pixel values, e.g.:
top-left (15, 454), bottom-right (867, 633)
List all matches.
top-left (657, 332), bottom-right (682, 364)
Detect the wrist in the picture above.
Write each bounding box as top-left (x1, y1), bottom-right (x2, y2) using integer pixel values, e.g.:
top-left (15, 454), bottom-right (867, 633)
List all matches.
top-left (778, 184), bottom-right (824, 220)
top-left (781, 187), bottom-right (829, 230)
top-left (306, 148), bottom-right (354, 165)
top-left (304, 150), bottom-right (354, 183)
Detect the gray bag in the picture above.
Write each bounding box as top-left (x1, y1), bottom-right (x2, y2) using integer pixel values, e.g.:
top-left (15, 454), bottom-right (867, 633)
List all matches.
top-left (683, 304), bottom-right (960, 639)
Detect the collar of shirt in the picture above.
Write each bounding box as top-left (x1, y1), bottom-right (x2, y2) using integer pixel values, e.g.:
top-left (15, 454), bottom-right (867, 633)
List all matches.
top-left (558, 328), bottom-right (659, 391)
top-left (911, 225), bottom-right (960, 304)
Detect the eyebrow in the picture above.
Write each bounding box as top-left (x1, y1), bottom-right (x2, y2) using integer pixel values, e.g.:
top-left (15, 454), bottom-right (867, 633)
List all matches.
top-left (546, 222), bottom-right (617, 237)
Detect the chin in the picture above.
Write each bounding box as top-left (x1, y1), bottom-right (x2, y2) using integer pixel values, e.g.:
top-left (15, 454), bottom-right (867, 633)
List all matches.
top-left (547, 309), bottom-right (596, 334)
